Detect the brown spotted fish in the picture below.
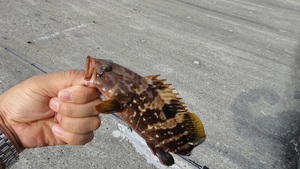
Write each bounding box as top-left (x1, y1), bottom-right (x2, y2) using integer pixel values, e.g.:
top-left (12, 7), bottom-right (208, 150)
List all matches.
top-left (84, 56), bottom-right (206, 166)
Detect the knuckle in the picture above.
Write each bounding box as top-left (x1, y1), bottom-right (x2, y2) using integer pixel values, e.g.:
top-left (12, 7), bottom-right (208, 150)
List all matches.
top-left (69, 133), bottom-right (94, 145)
top-left (59, 103), bottom-right (73, 116)
top-left (62, 70), bottom-right (80, 80)
top-left (73, 86), bottom-right (96, 103)
top-left (68, 134), bottom-right (80, 145)
top-left (86, 132), bottom-right (94, 143)
top-left (58, 116), bottom-right (68, 129)
top-left (58, 116), bottom-right (75, 132)
top-left (92, 116), bottom-right (101, 130)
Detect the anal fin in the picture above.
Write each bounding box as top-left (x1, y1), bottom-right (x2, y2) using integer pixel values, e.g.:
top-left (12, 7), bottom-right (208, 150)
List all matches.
top-left (146, 142), bottom-right (175, 166)
top-left (156, 148), bottom-right (175, 166)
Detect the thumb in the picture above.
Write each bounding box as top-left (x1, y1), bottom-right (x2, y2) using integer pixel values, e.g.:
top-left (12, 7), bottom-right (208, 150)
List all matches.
top-left (27, 70), bottom-right (87, 97)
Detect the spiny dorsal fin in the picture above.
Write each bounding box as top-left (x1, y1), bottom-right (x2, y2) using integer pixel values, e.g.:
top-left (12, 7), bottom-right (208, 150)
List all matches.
top-left (144, 75), bottom-right (184, 106)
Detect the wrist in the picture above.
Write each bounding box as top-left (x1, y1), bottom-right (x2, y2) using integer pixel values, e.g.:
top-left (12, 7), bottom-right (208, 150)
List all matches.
top-left (0, 102), bottom-right (24, 168)
top-left (0, 131), bottom-right (20, 168)
top-left (0, 117), bottom-right (24, 153)
top-left (0, 103), bottom-right (24, 153)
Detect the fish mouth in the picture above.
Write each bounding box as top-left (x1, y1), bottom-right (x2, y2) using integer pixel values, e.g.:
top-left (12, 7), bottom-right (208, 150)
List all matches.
top-left (84, 56), bottom-right (97, 83)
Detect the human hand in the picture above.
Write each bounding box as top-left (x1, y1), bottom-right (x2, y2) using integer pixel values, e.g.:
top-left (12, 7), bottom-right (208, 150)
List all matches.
top-left (0, 70), bottom-right (102, 151)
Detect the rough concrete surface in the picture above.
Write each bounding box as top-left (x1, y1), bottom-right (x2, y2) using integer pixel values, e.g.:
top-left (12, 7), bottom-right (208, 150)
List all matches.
top-left (1, 0), bottom-right (300, 169)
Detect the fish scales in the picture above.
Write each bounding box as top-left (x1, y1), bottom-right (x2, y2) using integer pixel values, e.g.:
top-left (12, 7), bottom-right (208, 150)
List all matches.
top-left (84, 56), bottom-right (206, 166)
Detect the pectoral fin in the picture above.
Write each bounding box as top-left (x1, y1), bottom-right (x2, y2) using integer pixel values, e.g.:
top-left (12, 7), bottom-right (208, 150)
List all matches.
top-left (95, 99), bottom-right (123, 114)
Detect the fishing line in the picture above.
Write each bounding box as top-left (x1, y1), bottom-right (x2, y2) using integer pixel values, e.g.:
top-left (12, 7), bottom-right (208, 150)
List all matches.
top-left (0, 43), bottom-right (47, 74)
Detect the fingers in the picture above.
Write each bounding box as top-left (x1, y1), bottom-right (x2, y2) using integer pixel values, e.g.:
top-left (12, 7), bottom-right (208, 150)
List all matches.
top-left (49, 85), bottom-right (102, 117)
top-left (56, 113), bottom-right (101, 134)
top-left (27, 70), bottom-right (89, 98)
top-left (50, 108), bottom-right (101, 145)
top-left (48, 84), bottom-right (102, 145)
top-left (50, 98), bottom-right (101, 118)
top-left (52, 124), bottom-right (94, 145)
top-left (58, 85), bottom-right (101, 103)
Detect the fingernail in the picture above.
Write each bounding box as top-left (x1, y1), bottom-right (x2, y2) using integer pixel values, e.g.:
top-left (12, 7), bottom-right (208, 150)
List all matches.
top-left (84, 80), bottom-right (91, 86)
top-left (52, 124), bottom-right (64, 136)
top-left (49, 98), bottom-right (59, 112)
top-left (59, 91), bottom-right (73, 102)
top-left (84, 80), bottom-right (96, 87)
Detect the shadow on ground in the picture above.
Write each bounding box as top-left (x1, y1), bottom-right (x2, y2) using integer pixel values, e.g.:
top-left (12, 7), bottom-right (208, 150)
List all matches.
top-left (294, 40), bottom-right (300, 169)
top-left (231, 40), bottom-right (300, 169)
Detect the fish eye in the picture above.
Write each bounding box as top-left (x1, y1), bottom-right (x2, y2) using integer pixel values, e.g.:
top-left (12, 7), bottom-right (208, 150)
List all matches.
top-left (102, 64), bottom-right (112, 72)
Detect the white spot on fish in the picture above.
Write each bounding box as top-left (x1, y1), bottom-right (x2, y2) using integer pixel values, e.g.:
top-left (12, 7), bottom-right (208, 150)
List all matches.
top-left (159, 112), bottom-right (166, 120)
top-left (147, 125), bottom-right (153, 130)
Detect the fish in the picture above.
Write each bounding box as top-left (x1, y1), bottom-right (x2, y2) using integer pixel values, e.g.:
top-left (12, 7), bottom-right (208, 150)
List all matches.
top-left (84, 56), bottom-right (206, 166)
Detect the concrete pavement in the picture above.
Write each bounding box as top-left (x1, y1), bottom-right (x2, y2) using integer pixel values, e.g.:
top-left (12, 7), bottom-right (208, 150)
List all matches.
top-left (1, 0), bottom-right (300, 168)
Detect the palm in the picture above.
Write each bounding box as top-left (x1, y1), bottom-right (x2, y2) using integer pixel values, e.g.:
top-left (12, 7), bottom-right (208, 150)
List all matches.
top-left (1, 82), bottom-right (63, 148)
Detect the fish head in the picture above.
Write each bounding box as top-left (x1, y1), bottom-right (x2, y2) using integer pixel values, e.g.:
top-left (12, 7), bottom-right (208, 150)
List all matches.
top-left (84, 56), bottom-right (118, 98)
top-left (84, 56), bottom-right (138, 99)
